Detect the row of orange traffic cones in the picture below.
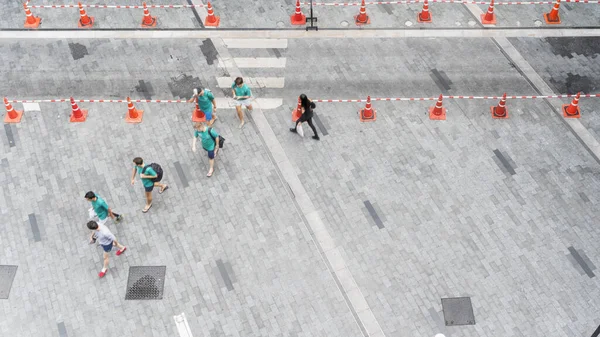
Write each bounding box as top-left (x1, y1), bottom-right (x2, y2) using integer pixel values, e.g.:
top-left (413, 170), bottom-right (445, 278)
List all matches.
top-left (3, 93), bottom-right (583, 124)
top-left (291, 0), bottom-right (564, 26)
top-left (23, 2), bottom-right (221, 28)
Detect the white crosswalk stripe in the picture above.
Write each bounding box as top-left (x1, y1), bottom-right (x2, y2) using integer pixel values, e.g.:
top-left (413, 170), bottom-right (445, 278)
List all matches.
top-left (217, 39), bottom-right (288, 109)
top-left (219, 57), bottom-right (286, 69)
top-left (216, 77), bottom-right (285, 89)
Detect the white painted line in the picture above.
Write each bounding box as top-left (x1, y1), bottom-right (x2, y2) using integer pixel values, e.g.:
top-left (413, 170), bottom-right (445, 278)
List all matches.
top-left (22, 103), bottom-right (40, 111)
top-left (222, 38), bottom-right (288, 49)
top-left (173, 313), bottom-right (193, 337)
top-left (213, 97), bottom-right (282, 110)
top-left (3, 29), bottom-right (600, 39)
top-left (218, 57), bottom-right (286, 69)
top-left (216, 77), bottom-right (285, 89)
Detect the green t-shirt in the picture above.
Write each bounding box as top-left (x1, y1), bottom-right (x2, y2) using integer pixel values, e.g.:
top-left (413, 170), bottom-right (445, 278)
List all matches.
top-left (194, 128), bottom-right (219, 151)
top-left (91, 196), bottom-right (109, 220)
top-left (196, 89), bottom-right (215, 112)
top-left (231, 84), bottom-right (252, 99)
top-left (136, 165), bottom-right (157, 187)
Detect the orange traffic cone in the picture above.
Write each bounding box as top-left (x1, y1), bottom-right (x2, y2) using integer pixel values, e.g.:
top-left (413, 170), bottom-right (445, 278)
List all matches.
top-left (4, 98), bottom-right (23, 123)
top-left (192, 102), bottom-right (206, 122)
top-left (491, 93), bottom-right (508, 119)
top-left (78, 2), bottom-right (94, 28)
top-left (359, 96), bottom-right (376, 122)
top-left (290, 0), bottom-right (307, 25)
top-left (292, 97), bottom-right (302, 122)
top-left (481, 0), bottom-right (496, 24)
top-left (125, 97), bottom-right (144, 123)
top-left (417, 0), bottom-right (432, 23)
top-left (543, 0), bottom-right (561, 24)
top-left (141, 2), bottom-right (157, 27)
top-left (204, 2), bottom-right (220, 27)
top-left (23, 3), bottom-right (42, 28)
top-left (70, 97), bottom-right (88, 122)
top-left (562, 92), bottom-right (581, 118)
top-left (429, 94), bottom-right (446, 120)
top-left (355, 0), bottom-right (370, 25)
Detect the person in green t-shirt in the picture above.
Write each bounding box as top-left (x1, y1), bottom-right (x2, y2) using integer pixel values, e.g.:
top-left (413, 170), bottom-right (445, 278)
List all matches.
top-left (187, 87), bottom-right (218, 126)
top-left (192, 122), bottom-right (221, 177)
top-left (231, 77), bottom-right (253, 129)
top-left (85, 191), bottom-right (123, 225)
top-left (130, 157), bottom-right (169, 213)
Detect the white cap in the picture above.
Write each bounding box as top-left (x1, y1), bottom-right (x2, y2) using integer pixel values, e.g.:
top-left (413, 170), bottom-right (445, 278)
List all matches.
top-left (434, 334), bottom-right (446, 337)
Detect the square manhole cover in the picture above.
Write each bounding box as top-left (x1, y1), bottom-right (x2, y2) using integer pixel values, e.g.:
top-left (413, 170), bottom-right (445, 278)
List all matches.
top-left (442, 297), bottom-right (475, 326)
top-left (0, 265), bottom-right (18, 299)
top-left (125, 266), bottom-right (166, 300)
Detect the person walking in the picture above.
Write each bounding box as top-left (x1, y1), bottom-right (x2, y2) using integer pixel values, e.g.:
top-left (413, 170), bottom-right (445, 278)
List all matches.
top-left (187, 87), bottom-right (218, 126)
top-left (130, 157), bottom-right (168, 213)
top-left (85, 191), bottom-right (123, 225)
top-left (192, 122), bottom-right (221, 177)
top-left (290, 94), bottom-right (319, 140)
top-left (87, 220), bottom-right (127, 278)
top-left (231, 77), bottom-right (253, 129)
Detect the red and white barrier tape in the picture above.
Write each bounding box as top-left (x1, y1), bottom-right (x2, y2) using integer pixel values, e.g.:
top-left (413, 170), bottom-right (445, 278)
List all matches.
top-left (8, 93), bottom-right (600, 104)
top-left (315, 93), bottom-right (600, 102)
top-left (301, 0), bottom-right (599, 5)
top-left (29, 4), bottom-right (206, 9)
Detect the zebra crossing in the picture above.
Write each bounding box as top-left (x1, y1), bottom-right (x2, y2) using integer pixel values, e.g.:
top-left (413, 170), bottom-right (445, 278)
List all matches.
top-left (213, 38), bottom-right (287, 110)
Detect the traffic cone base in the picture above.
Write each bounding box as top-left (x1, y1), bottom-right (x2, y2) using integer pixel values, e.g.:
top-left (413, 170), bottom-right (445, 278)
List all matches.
top-left (491, 106), bottom-right (508, 119)
top-left (359, 108), bottom-right (376, 122)
top-left (142, 17), bottom-right (157, 28)
top-left (429, 106), bottom-right (446, 120)
top-left (192, 108), bottom-right (207, 122)
top-left (205, 16), bottom-right (220, 27)
top-left (78, 16), bottom-right (95, 28)
top-left (290, 14), bottom-right (306, 25)
top-left (562, 104), bottom-right (580, 118)
top-left (4, 109), bottom-right (23, 123)
top-left (417, 13), bottom-right (432, 23)
top-left (543, 12), bottom-right (561, 24)
top-left (24, 17), bottom-right (42, 29)
top-left (126, 109), bottom-right (144, 123)
top-left (354, 15), bottom-right (370, 25)
top-left (70, 109), bottom-right (88, 122)
top-left (480, 13), bottom-right (496, 25)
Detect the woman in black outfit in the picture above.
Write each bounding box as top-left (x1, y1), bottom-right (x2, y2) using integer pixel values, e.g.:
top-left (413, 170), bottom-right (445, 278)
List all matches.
top-left (290, 94), bottom-right (320, 140)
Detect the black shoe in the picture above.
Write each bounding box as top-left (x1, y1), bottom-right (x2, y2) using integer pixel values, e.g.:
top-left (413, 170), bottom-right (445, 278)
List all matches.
top-left (116, 215), bottom-right (123, 223)
top-left (312, 135), bottom-right (320, 140)
top-left (289, 128), bottom-right (297, 133)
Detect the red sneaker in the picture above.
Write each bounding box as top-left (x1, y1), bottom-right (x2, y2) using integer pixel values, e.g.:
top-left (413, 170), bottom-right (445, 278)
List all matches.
top-left (116, 247), bottom-right (127, 256)
top-left (98, 268), bottom-right (107, 278)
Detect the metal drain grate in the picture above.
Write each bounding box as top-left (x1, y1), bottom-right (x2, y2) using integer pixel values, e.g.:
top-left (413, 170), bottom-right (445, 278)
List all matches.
top-left (125, 266), bottom-right (166, 300)
top-left (0, 265), bottom-right (18, 299)
top-left (442, 297), bottom-right (475, 326)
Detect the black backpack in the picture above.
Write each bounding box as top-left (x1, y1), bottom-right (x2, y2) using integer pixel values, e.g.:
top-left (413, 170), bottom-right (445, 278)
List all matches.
top-left (208, 127), bottom-right (225, 149)
top-left (143, 163), bottom-right (163, 182)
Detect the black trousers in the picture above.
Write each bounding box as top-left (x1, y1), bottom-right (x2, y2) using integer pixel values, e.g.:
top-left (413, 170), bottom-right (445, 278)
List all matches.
top-left (295, 114), bottom-right (318, 136)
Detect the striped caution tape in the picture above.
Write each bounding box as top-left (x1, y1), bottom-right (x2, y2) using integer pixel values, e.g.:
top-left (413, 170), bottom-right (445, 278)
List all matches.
top-left (29, 4), bottom-right (206, 9)
top-left (8, 93), bottom-right (600, 104)
top-left (314, 93), bottom-right (600, 102)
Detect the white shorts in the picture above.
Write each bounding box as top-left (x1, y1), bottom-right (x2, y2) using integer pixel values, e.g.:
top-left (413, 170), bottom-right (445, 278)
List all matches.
top-left (89, 208), bottom-right (109, 226)
top-left (234, 99), bottom-right (253, 107)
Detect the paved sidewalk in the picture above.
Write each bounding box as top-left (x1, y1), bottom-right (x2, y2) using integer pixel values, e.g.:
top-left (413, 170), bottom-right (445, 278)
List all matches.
top-left (1, 35), bottom-right (600, 337)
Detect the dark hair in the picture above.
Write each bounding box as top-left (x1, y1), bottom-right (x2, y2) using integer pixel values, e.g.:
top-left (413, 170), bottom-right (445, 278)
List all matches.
top-left (85, 191), bottom-right (96, 199)
top-left (235, 77), bottom-right (243, 85)
top-left (299, 94), bottom-right (310, 111)
top-left (87, 221), bottom-right (99, 230)
top-left (196, 87), bottom-right (204, 94)
top-left (133, 157), bottom-right (143, 165)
